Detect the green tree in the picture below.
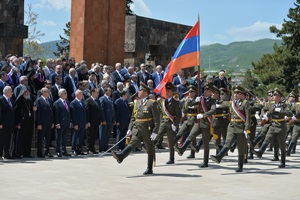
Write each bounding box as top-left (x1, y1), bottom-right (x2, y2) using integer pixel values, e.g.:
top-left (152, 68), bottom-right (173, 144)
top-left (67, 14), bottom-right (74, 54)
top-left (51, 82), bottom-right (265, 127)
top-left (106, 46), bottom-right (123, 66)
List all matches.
top-left (252, 0), bottom-right (300, 94)
top-left (54, 22), bottom-right (70, 58)
top-left (23, 3), bottom-right (48, 59)
top-left (126, 0), bottom-right (134, 15)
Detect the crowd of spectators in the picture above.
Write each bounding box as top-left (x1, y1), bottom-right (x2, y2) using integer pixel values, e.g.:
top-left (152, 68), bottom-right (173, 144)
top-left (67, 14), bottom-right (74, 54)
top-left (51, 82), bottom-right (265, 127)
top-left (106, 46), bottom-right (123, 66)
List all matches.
top-left (0, 53), bottom-right (232, 159)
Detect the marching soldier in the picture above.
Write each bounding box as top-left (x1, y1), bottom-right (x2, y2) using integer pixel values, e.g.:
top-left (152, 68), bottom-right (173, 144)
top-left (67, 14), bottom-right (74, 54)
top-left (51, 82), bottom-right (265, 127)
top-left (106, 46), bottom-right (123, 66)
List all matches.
top-left (285, 91), bottom-right (297, 154)
top-left (245, 90), bottom-right (263, 159)
top-left (252, 90), bottom-right (274, 149)
top-left (254, 88), bottom-right (293, 168)
top-left (173, 85), bottom-right (198, 158)
top-left (111, 82), bottom-right (160, 175)
top-left (154, 82), bottom-right (181, 164)
top-left (211, 85), bottom-right (251, 172)
top-left (286, 92), bottom-right (300, 156)
top-left (174, 82), bottom-right (216, 168)
top-left (190, 86), bottom-right (228, 155)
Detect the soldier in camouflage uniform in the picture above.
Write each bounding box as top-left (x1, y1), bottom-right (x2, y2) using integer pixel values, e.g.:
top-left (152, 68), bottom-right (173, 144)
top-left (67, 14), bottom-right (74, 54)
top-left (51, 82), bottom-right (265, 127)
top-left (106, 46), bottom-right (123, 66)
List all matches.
top-left (112, 82), bottom-right (160, 175)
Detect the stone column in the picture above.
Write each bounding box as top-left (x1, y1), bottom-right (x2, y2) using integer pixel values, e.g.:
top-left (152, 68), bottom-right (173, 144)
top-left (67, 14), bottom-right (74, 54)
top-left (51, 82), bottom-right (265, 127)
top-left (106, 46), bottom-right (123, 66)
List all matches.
top-left (0, 0), bottom-right (28, 59)
top-left (70, 0), bottom-right (126, 67)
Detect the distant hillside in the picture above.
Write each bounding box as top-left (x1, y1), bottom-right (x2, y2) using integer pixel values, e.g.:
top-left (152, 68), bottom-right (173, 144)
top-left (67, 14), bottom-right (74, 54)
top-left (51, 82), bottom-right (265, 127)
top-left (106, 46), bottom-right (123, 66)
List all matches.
top-left (200, 38), bottom-right (282, 71)
top-left (38, 38), bottom-right (282, 70)
top-left (39, 40), bottom-right (61, 58)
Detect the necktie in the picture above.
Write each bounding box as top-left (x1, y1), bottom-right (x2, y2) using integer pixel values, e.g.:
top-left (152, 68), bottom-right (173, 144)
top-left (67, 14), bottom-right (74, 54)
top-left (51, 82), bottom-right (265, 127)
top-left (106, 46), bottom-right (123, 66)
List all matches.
top-left (7, 99), bottom-right (12, 108)
top-left (63, 100), bottom-right (68, 111)
top-left (45, 98), bottom-right (50, 106)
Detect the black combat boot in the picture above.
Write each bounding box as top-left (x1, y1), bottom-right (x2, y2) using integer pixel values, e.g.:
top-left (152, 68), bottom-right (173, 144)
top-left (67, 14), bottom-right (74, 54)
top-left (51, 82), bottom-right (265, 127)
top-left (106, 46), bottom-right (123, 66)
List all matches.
top-left (191, 138), bottom-right (203, 153)
top-left (200, 151), bottom-right (209, 168)
top-left (111, 145), bottom-right (133, 164)
top-left (287, 142), bottom-right (295, 156)
top-left (210, 146), bottom-right (229, 164)
top-left (186, 149), bottom-right (195, 159)
top-left (230, 140), bottom-right (237, 153)
top-left (174, 140), bottom-right (191, 156)
top-left (166, 148), bottom-right (175, 164)
top-left (143, 155), bottom-right (154, 175)
top-left (278, 153), bottom-right (286, 168)
top-left (254, 142), bottom-right (269, 158)
top-left (236, 155), bottom-right (244, 172)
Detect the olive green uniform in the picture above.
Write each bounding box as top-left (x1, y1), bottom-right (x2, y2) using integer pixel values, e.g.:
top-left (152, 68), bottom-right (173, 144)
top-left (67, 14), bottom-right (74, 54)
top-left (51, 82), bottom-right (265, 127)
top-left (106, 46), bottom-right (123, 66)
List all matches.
top-left (156, 97), bottom-right (181, 162)
top-left (128, 98), bottom-right (160, 155)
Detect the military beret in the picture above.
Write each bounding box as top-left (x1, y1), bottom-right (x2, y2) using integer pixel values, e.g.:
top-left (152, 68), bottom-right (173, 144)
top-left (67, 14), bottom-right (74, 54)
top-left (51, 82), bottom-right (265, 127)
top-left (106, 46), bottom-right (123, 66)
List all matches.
top-left (139, 82), bottom-right (151, 93)
top-left (233, 85), bottom-right (246, 94)
top-left (165, 82), bottom-right (176, 92)
top-left (273, 88), bottom-right (283, 97)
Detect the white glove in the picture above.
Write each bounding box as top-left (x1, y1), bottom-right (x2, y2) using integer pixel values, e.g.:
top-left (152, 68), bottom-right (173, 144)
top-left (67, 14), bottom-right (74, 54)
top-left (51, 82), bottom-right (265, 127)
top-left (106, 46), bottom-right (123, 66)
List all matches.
top-left (182, 112), bottom-right (185, 118)
top-left (274, 107), bottom-right (281, 112)
top-left (216, 104), bottom-right (221, 108)
top-left (126, 130), bottom-right (132, 136)
top-left (243, 130), bottom-right (248, 138)
top-left (197, 114), bottom-right (203, 119)
top-left (284, 116), bottom-right (288, 120)
top-left (171, 124), bottom-right (177, 132)
top-left (150, 133), bottom-right (157, 141)
top-left (195, 97), bottom-right (201, 102)
top-left (292, 116), bottom-right (297, 121)
top-left (188, 106), bottom-right (194, 109)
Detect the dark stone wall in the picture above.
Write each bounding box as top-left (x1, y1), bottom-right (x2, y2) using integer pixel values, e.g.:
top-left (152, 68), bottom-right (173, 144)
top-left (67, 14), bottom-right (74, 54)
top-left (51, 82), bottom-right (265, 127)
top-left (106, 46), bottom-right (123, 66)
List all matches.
top-left (124, 15), bottom-right (192, 68)
top-left (0, 0), bottom-right (28, 58)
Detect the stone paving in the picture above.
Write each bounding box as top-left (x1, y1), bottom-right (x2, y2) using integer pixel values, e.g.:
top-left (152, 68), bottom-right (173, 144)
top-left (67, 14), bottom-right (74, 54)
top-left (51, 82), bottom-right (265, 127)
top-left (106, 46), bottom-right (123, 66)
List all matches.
top-left (1, 146), bottom-right (300, 200)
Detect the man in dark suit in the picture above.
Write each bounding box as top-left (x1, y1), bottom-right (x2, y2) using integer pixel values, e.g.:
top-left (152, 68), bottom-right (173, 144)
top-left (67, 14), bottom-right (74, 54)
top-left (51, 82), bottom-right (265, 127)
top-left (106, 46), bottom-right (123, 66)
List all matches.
top-left (0, 71), bottom-right (9, 97)
top-left (112, 82), bottom-right (124, 102)
top-left (114, 90), bottom-right (130, 150)
top-left (99, 87), bottom-right (115, 152)
top-left (51, 75), bottom-right (63, 103)
top-left (70, 90), bottom-right (87, 155)
top-left (0, 86), bottom-right (15, 159)
top-left (136, 63), bottom-right (151, 87)
top-left (64, 68), bottom-right (77, 102)
top-left (85, 88), bottom-right (101, 154)
top-left (111, 63), bottom-right (125, 89)
top-left (152, 65), bottom-right (164, 88)
top-left (53, 89), bottom-right (71, 157)
top-left (36, 87), bottom-right (54, 158)
top-left (49, 64), bottom-right (64, 86)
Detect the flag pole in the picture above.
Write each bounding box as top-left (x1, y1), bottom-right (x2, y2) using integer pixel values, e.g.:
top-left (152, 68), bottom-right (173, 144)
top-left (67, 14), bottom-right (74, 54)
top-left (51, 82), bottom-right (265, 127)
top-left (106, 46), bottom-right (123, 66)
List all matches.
top-left (197, 15), bottom-right (201, 128)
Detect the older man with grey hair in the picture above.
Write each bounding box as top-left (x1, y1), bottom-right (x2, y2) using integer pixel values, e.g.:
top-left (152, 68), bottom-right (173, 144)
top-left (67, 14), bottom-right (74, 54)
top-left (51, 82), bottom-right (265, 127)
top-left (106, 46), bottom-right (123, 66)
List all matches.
top-left (53, 89), bottom-right (71, 157)
top-left (0, 86), bottom-right (15, 159)
top-left (14, 75), bottom-right (28, 98)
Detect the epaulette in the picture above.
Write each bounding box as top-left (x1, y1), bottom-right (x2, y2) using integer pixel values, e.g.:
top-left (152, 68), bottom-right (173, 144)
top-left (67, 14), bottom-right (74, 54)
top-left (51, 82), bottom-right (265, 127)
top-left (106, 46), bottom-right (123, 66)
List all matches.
top-left (149, 99), bottom-right (155, 102)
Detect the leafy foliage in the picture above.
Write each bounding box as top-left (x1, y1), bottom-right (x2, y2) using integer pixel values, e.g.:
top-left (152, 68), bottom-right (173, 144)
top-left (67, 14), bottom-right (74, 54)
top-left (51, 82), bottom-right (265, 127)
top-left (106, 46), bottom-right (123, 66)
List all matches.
top-left (126, 0), bottom-right (134, 15)
top-left (53, 22), bottom-right (70, 58)
top-left (252, 0), bottom-right (300, 95)
top-left (23, 3), bottom-right (49, 59)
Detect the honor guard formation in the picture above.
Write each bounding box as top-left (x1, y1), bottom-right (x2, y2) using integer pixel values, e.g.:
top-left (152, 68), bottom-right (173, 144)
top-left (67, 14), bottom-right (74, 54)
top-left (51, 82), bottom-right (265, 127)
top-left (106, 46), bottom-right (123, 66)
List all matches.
top-left (0, 55), bottom-right (299, 175)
